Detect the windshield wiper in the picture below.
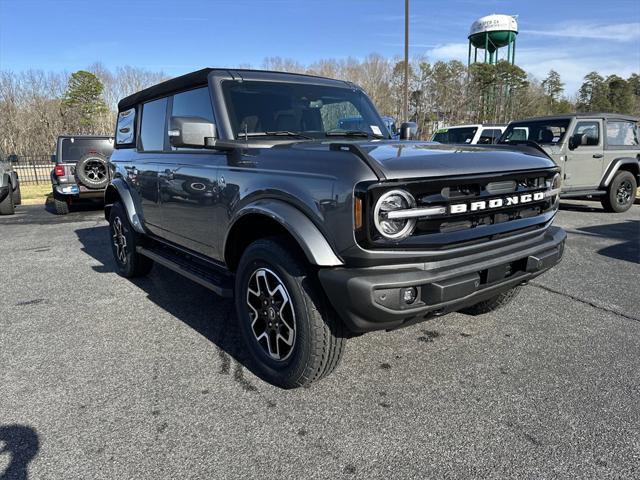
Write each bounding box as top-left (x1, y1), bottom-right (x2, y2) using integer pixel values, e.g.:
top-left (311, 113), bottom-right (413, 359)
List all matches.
top-left (325, 130), bottom-right (384, 139)
top-left (238, 131), bottom-right (312, 139)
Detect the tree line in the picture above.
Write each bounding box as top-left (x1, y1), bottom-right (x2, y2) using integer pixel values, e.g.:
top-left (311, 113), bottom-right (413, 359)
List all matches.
top-left (1, 55), bottom-right (638, 156)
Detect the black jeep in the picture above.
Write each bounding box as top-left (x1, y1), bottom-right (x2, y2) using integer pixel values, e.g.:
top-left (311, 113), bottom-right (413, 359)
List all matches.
top-left (105, 68), bottom-right (566, 388)
top-left (51, 135), bottom-right (114, 214)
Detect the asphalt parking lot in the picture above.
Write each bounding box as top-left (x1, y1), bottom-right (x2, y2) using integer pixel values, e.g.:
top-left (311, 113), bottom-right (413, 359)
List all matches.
top-left (1, 201), bottom-right (638, 479)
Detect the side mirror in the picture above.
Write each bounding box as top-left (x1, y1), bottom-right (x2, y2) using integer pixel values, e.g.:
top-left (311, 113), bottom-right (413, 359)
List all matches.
top-left (399, 122), bottom-right (418, 140)
top-left (169, 116), bottom-right (216, 148)
top-left (50, 154), bottom-right (57, 163)
top-left (568, 133), bottom-right (588, 150)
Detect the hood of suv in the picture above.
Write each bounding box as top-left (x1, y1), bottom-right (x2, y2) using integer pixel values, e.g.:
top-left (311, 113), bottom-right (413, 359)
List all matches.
top-left (293, 141), bottom-right (556, 180)
top-left (361, 141), bottom-right (555, 179)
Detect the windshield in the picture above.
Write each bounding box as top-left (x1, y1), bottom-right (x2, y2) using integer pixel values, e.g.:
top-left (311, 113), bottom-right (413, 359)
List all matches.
top-left (221, 80), bottom-right (389, 139)
top-left (500, 119), bottom-right (571, 145)
top-left (432, 127), bottom-right (478, 144)
top-left (59, 138), bottom-right (114, 162)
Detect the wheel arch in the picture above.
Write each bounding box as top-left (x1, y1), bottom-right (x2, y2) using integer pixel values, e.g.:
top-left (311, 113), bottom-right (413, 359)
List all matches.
top-left (600, 157), bottom-right (640, 188)
top-left (224, 200), bottom-right (344, 271)
top-left (104, 178), bottom-right (145, 233)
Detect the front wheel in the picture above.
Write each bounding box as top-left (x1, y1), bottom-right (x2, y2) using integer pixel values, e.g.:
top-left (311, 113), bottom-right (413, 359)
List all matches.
top-left (601, 171), bottom-right (636, 213)
top-left (460, 285), bottom-right (522, 315)
top-left (0, 188), bottom-right (15, 215)
top-left (108, 202), bottom-right (153, 278)
top-left (235, 237), bottom-right (346, 389)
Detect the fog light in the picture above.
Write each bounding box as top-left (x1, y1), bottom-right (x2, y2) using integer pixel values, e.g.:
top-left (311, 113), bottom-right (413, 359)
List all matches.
top-left (402, 287), bottom-right (417, 305)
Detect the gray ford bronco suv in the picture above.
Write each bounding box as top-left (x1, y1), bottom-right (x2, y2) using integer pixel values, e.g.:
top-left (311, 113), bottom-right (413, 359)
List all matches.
top-left (500, 113), bottom-right (639, 212)
top-left (105, 68), bottom-right (566, 388)
top-left (51, 135), bottom-right (114, 214)
top-left (0, 153), bottom-right (21, 215)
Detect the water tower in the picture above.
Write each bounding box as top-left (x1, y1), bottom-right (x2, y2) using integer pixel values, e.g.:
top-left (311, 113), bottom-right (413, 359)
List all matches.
top-left (468, 14), bottom-right (518, 65)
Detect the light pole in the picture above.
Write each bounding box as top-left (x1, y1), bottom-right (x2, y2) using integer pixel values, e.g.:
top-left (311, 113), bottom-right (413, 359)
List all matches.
top-left (403, 0), bottom-right (409, 123)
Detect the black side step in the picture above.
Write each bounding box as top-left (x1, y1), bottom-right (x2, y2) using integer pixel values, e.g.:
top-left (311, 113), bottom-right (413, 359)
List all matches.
top-left (560, 190), bottom-right (605, 198)
top-left (136, 245), bottom-right (234, 297)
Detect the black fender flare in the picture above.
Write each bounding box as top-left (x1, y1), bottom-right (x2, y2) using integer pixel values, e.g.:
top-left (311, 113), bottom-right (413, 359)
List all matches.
top-left (225, 199), bottom-right (344, 267)
top-left (104, 178), bottom-right (145, 233)
top-left (600, 157), bottom-right (640, 188)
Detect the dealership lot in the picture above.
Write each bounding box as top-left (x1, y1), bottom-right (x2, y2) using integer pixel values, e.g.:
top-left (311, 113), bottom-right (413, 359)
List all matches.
top-left (1, 202), bottom-right (638, 479)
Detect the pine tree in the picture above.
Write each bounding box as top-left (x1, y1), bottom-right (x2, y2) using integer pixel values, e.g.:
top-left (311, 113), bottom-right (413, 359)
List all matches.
top-left (541, 70), bottom-right (564, 113)
top-left (61, 70), bottom-right (109, 133)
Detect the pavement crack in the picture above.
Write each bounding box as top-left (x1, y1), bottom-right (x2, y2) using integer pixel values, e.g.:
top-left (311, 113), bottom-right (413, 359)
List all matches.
top-left (531, 282), bottom-right (640, 323)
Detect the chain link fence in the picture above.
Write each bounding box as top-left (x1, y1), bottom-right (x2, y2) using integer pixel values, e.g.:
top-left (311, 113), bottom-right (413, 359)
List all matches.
top-left (10, 155), bottom-right (53, 185)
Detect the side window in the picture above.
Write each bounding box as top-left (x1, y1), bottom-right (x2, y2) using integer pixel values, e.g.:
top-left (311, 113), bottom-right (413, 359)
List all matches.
top-left (478, 129), bottom-right (501, 144)
top-left (606, 120), bottom-right (639, 147)
top-left (116, 108), bottom-right (135, 145)
top-left (140, 97), bottom-right (168, 151)
top-left (573, 121), bottom-right (600, 146)
top-left (171, 87), bottom-right (215, 123)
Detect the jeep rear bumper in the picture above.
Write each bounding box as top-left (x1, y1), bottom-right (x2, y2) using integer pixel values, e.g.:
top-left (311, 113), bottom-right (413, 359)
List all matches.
top-left (319, 226), bottom-right (566, 333)
top-left (53, 184), bottom-right (105, 199)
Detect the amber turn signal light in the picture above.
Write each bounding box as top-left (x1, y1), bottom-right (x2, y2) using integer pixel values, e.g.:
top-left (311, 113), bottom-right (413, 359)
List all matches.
top-left (354, 197), bottom-right (363, 230)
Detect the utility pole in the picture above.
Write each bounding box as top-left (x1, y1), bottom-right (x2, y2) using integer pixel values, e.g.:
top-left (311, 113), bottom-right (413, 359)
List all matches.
top-left (404, 0), bottom-right (409, 123)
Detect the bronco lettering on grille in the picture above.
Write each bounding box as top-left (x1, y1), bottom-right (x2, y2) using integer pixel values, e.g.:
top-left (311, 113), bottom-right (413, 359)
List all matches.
top-left (449, 191), bottom-right (545, 214)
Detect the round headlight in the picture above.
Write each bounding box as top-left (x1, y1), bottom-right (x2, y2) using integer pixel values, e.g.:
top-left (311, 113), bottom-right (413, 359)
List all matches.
top-left (374, 189), bottom-right (416, 240)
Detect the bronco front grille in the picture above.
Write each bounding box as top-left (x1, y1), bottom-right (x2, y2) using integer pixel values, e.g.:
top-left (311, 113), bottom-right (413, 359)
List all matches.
top-left (356, 168), bottom-right (560, 250)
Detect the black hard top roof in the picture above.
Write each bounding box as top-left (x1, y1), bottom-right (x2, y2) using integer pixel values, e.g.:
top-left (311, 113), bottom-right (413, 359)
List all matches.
top-left (512, 112), bottom-right (639, 123)
top-left (117, 68), bottom-right (354, 111)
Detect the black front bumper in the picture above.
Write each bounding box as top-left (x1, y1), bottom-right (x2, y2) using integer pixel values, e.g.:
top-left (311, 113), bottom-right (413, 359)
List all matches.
top-left (319, 226), bottom-right (566, 333)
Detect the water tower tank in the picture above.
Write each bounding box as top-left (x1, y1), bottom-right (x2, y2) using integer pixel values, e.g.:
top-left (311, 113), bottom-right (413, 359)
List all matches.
top-left (468, 14), bottom-right (518, 65)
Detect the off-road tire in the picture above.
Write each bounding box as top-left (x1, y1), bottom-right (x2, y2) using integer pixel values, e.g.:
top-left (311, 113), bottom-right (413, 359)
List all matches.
top-left (13, 183), bottom-right (21, 205)
top-left (235, 237), bottom-right (346, 389)
top-left (108, 201), bottom-right (153, 278)
top-left (601, 170), bottom-right (636, 213)
top-left (76, 153), bottom-right (109, 190)
top-left (53, 193), bottom-right (70, 215)
top-left (460, 285), bottom-right (522, 315)
top-left (0, 188), bottom-right (15, 215)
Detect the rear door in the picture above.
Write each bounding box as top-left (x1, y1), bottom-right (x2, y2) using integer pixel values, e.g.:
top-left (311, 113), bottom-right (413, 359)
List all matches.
top-left (564, 119), bottom-right (604, 188)
top-left (604, 119), bottom-right (639, 181)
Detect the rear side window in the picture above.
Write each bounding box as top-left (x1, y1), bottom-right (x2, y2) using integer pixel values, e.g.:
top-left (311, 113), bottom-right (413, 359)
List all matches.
top-left (116, 108), bottom-right (135, 146)
top-left (607, 120), bottom-right (639, 146)
top-left (171, 87), bottom-right (215, 123)
top-left (140, 97), bottom-right (168, 151)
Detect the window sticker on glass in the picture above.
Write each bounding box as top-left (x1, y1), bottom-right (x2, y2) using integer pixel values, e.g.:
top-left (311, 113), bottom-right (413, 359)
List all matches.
top-left (371, 125), bottom-right (382, 136)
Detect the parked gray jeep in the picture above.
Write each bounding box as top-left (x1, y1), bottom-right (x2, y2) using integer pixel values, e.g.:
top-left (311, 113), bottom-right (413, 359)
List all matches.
top-left (105, 68), bottom-right (566, 388)
top-left (0, 153), bottom-right (21, 215)
top-left (500, 113), bottom-right (639, 212)
top-left (51, 135), bottom-right (114, 214)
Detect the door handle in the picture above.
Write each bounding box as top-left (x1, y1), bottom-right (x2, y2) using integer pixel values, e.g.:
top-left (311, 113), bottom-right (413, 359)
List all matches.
top-left (592, 154), bottom-right (603, 158)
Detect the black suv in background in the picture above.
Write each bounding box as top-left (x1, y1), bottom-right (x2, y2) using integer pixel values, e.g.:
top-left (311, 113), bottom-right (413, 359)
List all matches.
top-left (105, 68), bottom-right (565, 388)
top-left (51, 135), bottom-right (114, 214)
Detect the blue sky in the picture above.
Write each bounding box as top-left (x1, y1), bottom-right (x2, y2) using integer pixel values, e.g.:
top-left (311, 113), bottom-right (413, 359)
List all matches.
top-left (1, 0), bottom-right (638, 94)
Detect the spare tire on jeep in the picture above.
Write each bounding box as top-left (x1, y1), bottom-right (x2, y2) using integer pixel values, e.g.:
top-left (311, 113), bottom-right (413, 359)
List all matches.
top-left (76, 153), bottom-right (109, 189)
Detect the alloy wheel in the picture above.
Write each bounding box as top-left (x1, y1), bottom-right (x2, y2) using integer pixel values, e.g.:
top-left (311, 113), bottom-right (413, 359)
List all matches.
top-left (85, 159), bottom-right (107, 182)
top-left (616, 180), bottom-right (633, 206)
top-left (246, 268), bottom-right (296, 361)
top-left (112, 216), bottom-right (128, 265)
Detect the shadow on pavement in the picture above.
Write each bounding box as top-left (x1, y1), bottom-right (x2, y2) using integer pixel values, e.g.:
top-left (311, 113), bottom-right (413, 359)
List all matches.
top-left (75, 226), bottom-right (260, 389)
top-left (0, 424), bottom-right (39, 480)
top-left (572, 219), bottom-right (640, 264)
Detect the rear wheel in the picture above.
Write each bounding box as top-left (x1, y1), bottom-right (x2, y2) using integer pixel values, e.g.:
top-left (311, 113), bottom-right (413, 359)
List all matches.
top-left (601, 171), bottom-right (636, 213)
top-left (235, 237), bottom-right (346, 389)
top-left (0, 188), bottom-right (15, 215)
top-left (108, 201), bottom-right (153, 278)
top-left (53, 193), bottom-right (69, 215)
top-left (460, 286), bottom-right (522, 315)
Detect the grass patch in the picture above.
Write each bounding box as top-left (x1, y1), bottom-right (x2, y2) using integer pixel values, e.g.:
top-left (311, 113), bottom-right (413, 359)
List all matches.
top-left (20, 183), bottom-right (52, 201)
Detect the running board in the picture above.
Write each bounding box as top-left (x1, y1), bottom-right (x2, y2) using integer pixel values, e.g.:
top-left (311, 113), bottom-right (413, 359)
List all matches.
top-left (136, 245), bottom-right (233, 297)
top-left (560, 190), bottom-right (604, 198)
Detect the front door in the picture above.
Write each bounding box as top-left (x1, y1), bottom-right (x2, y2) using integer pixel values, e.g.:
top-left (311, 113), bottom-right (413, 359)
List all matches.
top-left (563, 119), bottom-right (604, 189)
